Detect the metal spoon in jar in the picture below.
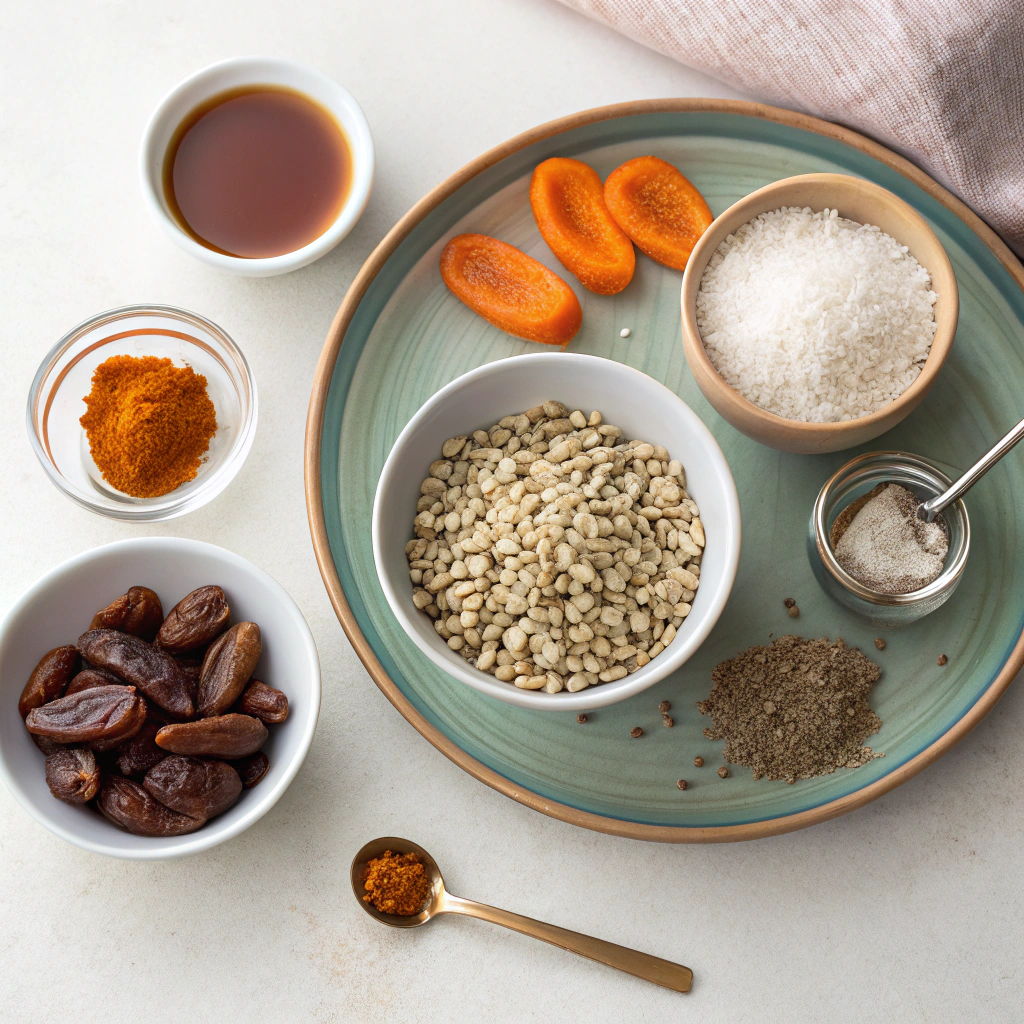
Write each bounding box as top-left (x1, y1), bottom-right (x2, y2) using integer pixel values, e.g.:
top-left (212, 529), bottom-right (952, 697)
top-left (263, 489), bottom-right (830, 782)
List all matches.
top-left (917, 412), bottom-right (1024, 522)
top-left (351, 837), bottom-right (693, 993)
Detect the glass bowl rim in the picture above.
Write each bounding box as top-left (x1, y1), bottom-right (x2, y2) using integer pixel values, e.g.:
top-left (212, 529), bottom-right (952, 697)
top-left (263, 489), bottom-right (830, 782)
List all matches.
top-left (812, 450), bottom-right (971, 606)
top-left (25, 303), bottom-right (258, 521)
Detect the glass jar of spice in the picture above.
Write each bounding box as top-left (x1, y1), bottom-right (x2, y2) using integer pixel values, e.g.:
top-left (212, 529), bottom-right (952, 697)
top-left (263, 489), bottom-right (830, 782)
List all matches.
top-left (808, 451), bottom-right (970, 627)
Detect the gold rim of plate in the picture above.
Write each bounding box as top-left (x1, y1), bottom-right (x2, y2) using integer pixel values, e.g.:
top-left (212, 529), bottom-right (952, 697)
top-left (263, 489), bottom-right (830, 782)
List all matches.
top-left (304, 98), bottom-right (1024, 843)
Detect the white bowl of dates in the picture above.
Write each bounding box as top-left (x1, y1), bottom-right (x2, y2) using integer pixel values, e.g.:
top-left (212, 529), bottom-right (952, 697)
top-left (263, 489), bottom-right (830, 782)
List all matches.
top-left (372, 353), bottom-right (741, 711)
top-left (0, 537), bottom-right (320, 859)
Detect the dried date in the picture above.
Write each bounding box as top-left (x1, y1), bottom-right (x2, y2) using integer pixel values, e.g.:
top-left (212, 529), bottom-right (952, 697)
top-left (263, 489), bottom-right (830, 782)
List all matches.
top-left (143, 755), bottom-right (241, 819)
top-left (25, 685), bottom-right (145, 747)
top-left (236, 680), bottom-right (288, 724)
top-left (97, 775), bottom-right (204, 836)
top-left (78, 629), bottom-right (193, 718)
top-left (65, 667), bottom-right (123, 696)
top-left (18, 646), bottom-right (79, 717)
top-left (155, 714), bottom-right (267, 759)
top-left (197, 622), bottom-right (261, 717)
top-left (45, 748), bottom-right (101, 803)
top-left (156, 586), bottom-right (230, 654)
top-left (21, 584), bottom-right (288, 839)
top-left (90, 586), bottom-right (164, 642)
top-left (32, 734), bottom-right (66, 756)
top-left (114, 721), bottom-right (166, 776)
top-left (173, 654), bottom-right (203, 701)
top-left (235, 751), bottom-right (270, 789)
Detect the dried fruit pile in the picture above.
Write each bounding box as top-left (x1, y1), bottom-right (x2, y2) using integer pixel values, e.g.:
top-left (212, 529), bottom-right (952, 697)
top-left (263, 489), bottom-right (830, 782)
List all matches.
top-left (18, 584), bottom-right (286, 836)
top-left (439, 154), bottom-right (712, 344)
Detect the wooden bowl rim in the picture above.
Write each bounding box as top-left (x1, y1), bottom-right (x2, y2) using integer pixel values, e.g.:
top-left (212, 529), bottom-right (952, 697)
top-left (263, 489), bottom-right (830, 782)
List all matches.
top-left (680, 171), bottom-right (959, 440)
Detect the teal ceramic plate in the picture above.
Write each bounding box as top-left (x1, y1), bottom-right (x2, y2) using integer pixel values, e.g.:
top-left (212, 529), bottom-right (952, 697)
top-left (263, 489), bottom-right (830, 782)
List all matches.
top-left (306, 100), bottom-right (1024, 841)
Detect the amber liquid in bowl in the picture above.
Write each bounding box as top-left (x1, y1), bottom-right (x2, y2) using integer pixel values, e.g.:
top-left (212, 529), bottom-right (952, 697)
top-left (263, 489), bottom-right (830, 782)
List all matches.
top-left (163, 86), bottom-right (353, 258)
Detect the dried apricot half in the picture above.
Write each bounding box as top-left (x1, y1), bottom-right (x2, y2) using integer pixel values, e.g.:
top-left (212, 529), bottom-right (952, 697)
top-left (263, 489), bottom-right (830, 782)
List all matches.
top-left (439, 233), bottom-right (582, 346)
top-left (529, 157), bottom-right (635, 295)
top-left (603, 156), bottom-right (713, 272)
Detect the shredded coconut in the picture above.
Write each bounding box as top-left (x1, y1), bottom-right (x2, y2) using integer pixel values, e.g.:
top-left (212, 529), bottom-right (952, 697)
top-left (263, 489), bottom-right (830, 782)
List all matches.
top-left (696, 206), bottom-right (938, 422)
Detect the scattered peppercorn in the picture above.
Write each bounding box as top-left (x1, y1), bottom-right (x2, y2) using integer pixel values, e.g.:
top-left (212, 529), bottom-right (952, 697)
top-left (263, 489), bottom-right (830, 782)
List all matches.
top-left (938, 654), bottom-right (948, 666)
top-left (693, 756), bottom-right (704, 767)
top-left (787, 605), bottom-right (800, 618)
top-left (874, 638), bottom-right (886, 650)
top-left (676, 779), bottom-right (688, 790)
top-left (662, 715), bottom-right (674, 728)
top-left (717, 766), bottom-right (730, 778)
top-left (658, 701), bottom-right (671, 713)
top-left (576, 713), bottom-right (588, 724)
top-left (783, 597), bottom-right (796, 608)
top-left (629, 726), bottom-right (643, 738)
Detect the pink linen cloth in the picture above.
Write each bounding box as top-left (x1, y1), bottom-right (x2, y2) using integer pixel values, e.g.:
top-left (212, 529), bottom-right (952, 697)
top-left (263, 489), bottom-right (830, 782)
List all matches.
top-left (554, 0), bottom-right (1024, 256)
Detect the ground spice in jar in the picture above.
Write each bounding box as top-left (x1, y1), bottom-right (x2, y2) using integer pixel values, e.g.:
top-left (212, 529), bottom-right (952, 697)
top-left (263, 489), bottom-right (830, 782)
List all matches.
top-left (697, 635), bottom-right (884, 784)
top-left (833, 483), bottom-right (948, 594)
top-left (80, 355), bottom-right (217, 498)
top-left (362, 850), bottom-right (432, 916)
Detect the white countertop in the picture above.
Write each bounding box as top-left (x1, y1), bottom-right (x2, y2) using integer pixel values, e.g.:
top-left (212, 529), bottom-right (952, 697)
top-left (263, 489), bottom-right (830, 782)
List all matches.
top-left (2, 1), bottom-right (1021, 1020)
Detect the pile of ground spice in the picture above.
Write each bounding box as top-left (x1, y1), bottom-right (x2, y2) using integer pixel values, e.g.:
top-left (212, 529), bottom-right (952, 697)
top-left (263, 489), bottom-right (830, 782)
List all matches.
top-left (80, 354), bottom-right (217, 498)
top-left (697, 635), bottom-right (883, 784)
top-left (362, 850), bottom-right (432, 916)
top-left (833, 482), bottom-right (948, 594)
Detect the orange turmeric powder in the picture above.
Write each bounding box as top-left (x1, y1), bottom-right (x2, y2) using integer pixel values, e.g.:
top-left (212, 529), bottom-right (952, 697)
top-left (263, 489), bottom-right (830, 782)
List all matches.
top-left (362, 850), bottom-right (432, 916)
top-left (80, 354), bottom-right (218, 498)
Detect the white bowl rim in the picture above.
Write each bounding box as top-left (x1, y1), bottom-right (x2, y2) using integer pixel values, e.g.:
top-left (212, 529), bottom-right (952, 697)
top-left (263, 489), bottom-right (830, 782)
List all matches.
top-left (371, 352), bottom-right (742, 711)
top-left (139, 55), bottom-right (375, 275)
top-left (0, 536), bottom-right (321, 860)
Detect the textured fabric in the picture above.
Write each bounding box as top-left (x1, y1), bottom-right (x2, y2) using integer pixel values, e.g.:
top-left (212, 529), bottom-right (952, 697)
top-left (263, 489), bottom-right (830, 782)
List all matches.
top-left (554, 0), bottom-right (1024, 256)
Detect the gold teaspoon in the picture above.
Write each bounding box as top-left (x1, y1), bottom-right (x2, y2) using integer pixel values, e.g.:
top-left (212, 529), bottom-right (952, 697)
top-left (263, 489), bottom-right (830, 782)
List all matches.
top-left (351, 837), bottom-right (693, 993)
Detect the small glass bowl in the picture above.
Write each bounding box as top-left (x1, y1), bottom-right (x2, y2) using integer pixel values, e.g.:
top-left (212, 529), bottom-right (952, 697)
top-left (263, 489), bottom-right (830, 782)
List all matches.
top-left (27, 305), bottom-right (257, 521)
top-left (809, 451), bottom-right (970, 627)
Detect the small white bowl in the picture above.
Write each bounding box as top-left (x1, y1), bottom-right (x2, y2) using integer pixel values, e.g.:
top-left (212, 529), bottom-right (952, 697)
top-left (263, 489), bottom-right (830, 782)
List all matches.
top-left (372, 353), bottom-right (741, 711)
top-left (0, 538), bottom-right (321, 860)
top-left (140, 56), bottom-right (374, 276)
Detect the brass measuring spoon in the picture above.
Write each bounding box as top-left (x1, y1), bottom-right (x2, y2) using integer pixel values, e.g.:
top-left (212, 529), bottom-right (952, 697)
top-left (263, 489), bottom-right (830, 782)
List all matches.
top-left (351, 837), bottom-right (693, 993)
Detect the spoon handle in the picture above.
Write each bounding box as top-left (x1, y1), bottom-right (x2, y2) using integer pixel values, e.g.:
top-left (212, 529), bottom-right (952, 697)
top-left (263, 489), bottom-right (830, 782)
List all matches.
top-left (440, 892), bottom-right (693, 993)
top-left (919, 413), bottom-right (1024, 521)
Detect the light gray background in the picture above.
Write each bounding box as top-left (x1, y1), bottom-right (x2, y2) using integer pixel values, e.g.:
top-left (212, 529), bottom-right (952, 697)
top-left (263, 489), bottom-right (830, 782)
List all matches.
top-left (1, 2), bottom-right (1021, 1021)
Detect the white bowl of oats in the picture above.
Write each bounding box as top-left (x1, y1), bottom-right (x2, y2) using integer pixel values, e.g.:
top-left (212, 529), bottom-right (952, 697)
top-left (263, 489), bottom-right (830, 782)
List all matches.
top-left (372, 353), bottom-right (741, 710)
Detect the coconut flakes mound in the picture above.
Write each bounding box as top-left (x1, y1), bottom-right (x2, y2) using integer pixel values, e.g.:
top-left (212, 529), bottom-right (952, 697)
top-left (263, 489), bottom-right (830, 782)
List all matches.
top-left (695, 206), bottom-right (938, 423)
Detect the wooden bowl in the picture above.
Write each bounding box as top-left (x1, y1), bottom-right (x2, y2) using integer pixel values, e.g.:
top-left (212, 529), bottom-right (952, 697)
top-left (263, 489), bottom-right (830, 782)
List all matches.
top-left (680, 173), bottom-right (958, 454)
